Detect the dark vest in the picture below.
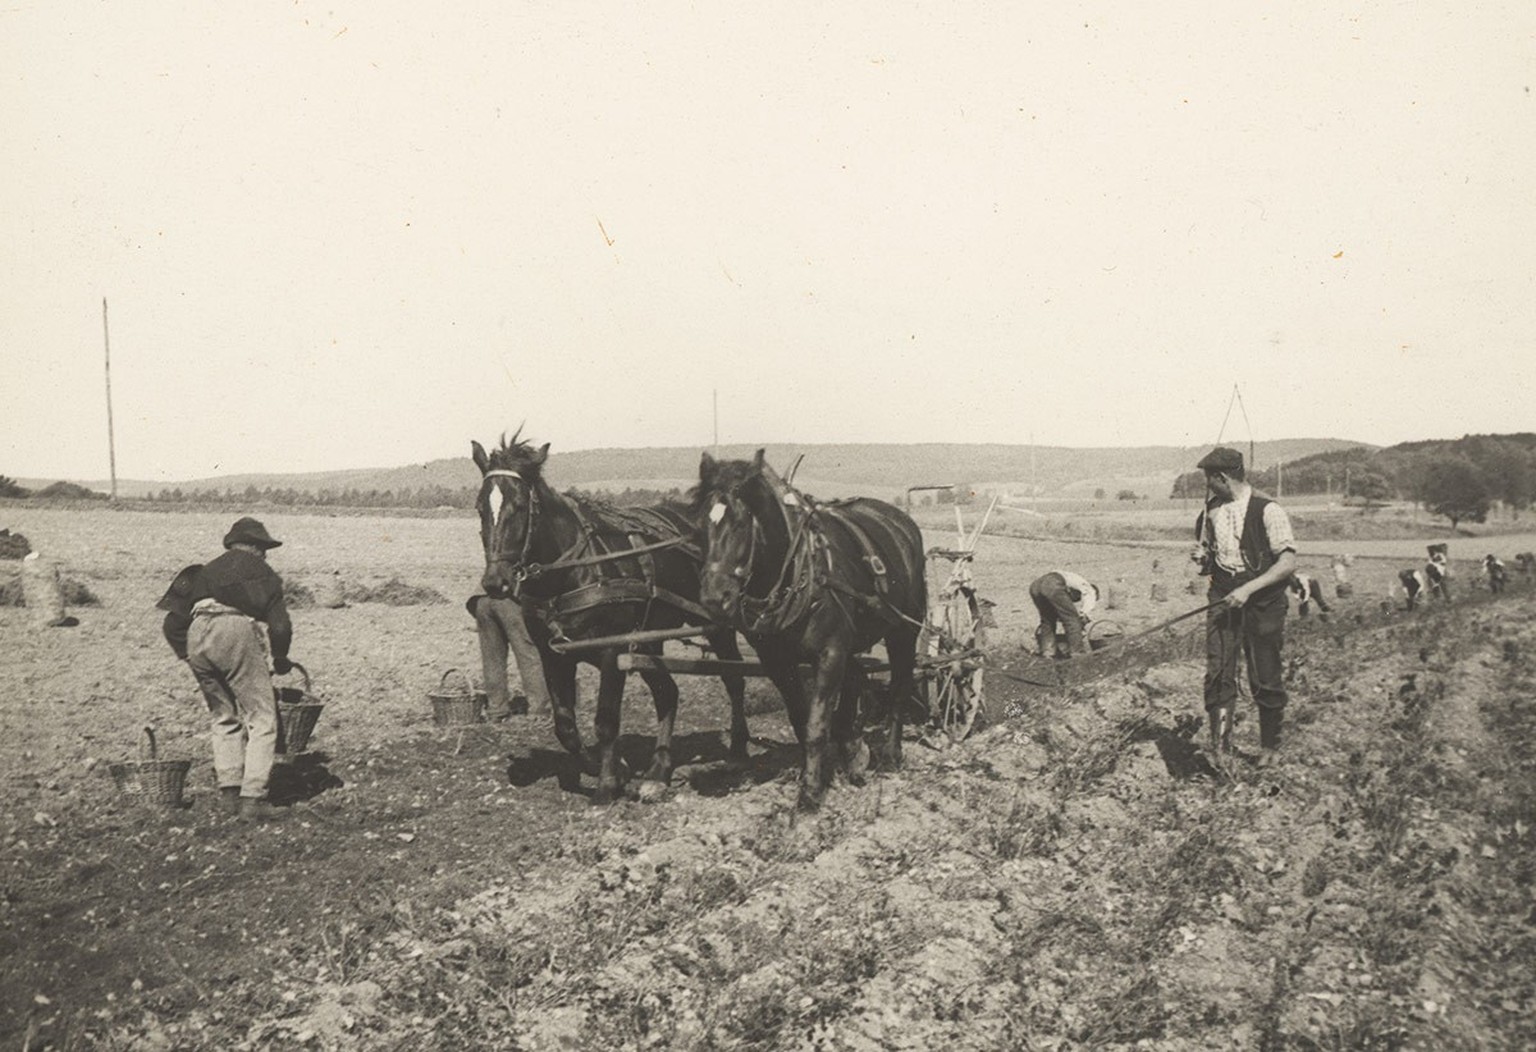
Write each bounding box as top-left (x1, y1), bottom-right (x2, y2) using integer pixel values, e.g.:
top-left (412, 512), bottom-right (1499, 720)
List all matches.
top-left (1196, 494), bottom-right (1287, 602)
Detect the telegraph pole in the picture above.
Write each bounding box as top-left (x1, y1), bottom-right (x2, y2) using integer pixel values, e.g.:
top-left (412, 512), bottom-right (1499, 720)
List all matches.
top-left (712, 388), bottom-right (719, 453)
top-left (102, 297), bottom-right (118, 501)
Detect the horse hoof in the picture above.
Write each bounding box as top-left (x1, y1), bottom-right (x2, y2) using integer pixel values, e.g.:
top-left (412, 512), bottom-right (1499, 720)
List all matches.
top-left (634, 780), bottom-right (669, 804)
top-left (796, 786), bottom-right (826, 812)
top-left (639, 763), bottom-right (673, 785)
top-left (591, 787), bottom-right (619, 806)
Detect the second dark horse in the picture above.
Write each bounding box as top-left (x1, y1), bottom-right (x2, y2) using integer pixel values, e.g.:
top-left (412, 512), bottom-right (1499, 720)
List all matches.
top-left (692, 450), bottom-right (927, 810)
top-left (474, 434), bottom-right (750, 804)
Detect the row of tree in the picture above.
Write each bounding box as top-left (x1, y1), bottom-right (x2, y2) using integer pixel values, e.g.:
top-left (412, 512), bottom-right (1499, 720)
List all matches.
top-left (1170, 434), bottom-right (1536, 528)
top-left (137, 483), bottom-right (686, 510)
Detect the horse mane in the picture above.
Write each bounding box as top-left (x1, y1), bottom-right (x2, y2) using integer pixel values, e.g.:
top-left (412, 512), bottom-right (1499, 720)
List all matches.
top-left (485, 427), bottom-right (548, 482)
top-left (689, 456), bottom-right (788, 517)
top-left (689, 459), bottom-right (746, 515)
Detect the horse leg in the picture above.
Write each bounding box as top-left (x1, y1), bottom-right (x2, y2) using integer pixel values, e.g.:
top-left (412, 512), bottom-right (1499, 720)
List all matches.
top-left (876, 627), bottom-right (920, 771)
top-left (755, 637), bottom-right (810, 744)
top-left (636, 662), bottom-right (679, 784)
top-left (591, 649), bottom-right (628, 806)
top-left (541, 651), bottom-right (584, 759)
top-left (538, 651), bottom-right (592, 789)
top-left (799, 645), bottom-right (848, 812)
top-left (706, 628), bottom-right (750, 759)
top-left (833, 665), bottom-right (867, 785)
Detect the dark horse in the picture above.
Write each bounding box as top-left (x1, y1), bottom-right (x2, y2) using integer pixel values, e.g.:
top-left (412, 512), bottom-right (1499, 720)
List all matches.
top-left (473, 434), bottom-right (750, 804)
top-left (692, 450), bottom-right (926, 810)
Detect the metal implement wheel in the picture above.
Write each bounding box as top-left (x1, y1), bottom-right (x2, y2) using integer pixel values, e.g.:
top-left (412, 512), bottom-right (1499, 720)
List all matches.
top-left (919, 589), bottom-right (987, 745)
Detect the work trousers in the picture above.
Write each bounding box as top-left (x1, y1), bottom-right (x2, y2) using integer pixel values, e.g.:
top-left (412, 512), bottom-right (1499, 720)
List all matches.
top-left (186, 612), bottom-right (277, 799)
top-left (472, 595), bottom-right (552, 717)
top-left (1204, 582), bottom-right (1288, 714)
top-left (1030, 572), bottom-right (1086, 655)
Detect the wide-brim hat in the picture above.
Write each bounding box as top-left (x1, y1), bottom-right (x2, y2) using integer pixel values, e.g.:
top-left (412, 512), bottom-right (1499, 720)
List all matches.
top-left (1197, 446), bottom-right (1244, 474)
top-left (223, 516), bottom-right (282, 550)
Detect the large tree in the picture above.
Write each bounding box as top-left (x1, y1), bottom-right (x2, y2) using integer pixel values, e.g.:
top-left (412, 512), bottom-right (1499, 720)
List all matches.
top-left (1422, 458), bottom-right (1491, 529)
top-left (1479, 438), bottom-right (1535, 518)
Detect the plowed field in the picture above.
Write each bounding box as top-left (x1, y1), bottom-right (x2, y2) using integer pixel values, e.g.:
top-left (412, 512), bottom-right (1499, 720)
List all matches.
top-left (2, 508), bottom-right (1532, 1050)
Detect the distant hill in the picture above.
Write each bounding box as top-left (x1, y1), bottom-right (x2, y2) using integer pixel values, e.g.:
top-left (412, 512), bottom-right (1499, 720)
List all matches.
top-left (32, 438), bottom-right (1369, 502)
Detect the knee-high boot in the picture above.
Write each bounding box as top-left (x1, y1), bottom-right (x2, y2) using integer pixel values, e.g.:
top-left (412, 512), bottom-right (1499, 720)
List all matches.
top-left (1259, 706), bottom-right (1283, 750)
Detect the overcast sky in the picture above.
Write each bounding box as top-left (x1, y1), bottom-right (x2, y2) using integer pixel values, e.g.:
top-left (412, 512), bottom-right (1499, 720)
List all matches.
top-left (3, 1), bottom-right (1532, 482)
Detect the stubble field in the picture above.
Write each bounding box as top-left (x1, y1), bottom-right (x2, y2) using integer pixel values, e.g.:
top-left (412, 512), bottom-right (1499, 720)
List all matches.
top-left (2, 506), bottom-right (1533, 1050)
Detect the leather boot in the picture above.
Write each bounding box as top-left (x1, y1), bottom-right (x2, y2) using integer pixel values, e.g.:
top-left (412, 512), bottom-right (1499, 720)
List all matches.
top-left (219, 786), bottom-right (242, 814)
top-left (1259, 707), bottom-right (1283, 751)
top-left (237, 797), bottom-right (286, 823)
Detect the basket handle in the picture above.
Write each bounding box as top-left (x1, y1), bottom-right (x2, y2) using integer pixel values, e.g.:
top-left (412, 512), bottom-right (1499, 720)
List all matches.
top-left (438, 667), bottom-right (474, 693)
top-left (276, 661), bottom-right (311, 693)
top-left (140, 725), bottom-right (158, 760)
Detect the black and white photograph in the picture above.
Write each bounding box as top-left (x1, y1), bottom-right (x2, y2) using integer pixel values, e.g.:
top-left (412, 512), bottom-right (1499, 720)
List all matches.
top-left (2, 3), bottom-right (1533, 1048)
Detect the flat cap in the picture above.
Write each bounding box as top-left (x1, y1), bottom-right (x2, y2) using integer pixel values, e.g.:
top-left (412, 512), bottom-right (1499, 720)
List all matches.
top-left (223, 516), bottom-right (282, 550)
top-left (1196, 446), bottom-right (1244, 473)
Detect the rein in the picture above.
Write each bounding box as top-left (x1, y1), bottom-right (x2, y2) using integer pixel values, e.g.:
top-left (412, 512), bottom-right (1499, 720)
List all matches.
top-left (722, 469), bottom-right (820, 635)
top-left (482, 468), bottom-right (691, 580)
top-left (481, 466), bottom-right (709, 626)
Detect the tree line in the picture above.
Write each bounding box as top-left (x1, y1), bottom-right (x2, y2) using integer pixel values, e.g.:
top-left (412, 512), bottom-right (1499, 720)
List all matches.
top-left (135, 483), bottom-right (686, 510)
top-left (1169, 433), bottom-right (1536, 528)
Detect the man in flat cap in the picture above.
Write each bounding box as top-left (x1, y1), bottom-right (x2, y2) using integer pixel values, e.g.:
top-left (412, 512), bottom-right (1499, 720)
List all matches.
top-left (1190, 447), bottom-right (1297, 763)
top-left (158, 517), bottom-right (296, 821)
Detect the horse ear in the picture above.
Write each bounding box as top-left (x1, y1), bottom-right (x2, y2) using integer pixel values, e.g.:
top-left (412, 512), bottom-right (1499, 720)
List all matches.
top-left (751, 448), bottom-right (766, 468)
top-left (535, 442), bottom-right (550, 466)
top-left (471, 440), bottom-right (489, 474)
top-left (699, 451), bottom-right (716, 478)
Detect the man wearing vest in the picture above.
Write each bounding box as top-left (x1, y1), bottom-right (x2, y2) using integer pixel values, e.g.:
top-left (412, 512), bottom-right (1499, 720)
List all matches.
top-left (1190, 447), bottom-right (1297, 762)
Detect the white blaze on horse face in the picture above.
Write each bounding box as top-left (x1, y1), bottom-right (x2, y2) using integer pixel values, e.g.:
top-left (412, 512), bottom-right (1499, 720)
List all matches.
top-left (709, 502), bottom-right (727, 525)
top-left (486, 484), bottom-right (505, 525)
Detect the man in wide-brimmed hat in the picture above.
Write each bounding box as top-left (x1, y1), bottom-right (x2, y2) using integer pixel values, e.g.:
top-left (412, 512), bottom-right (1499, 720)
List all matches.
top-left (1190, 447), bottom-right (1297, 763)
top-left (158, 517), bottom-right (296, 821)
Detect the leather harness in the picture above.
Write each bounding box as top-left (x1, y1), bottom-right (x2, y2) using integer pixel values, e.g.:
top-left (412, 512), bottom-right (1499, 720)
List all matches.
top-left (480, 468), bottom-right (715, 630)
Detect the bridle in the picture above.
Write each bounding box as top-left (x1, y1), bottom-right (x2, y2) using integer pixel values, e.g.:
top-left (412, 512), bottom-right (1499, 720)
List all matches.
top-left (481, 468), bottom-right (539, 576)
top-left (706, 474), bottom-right (817, 632)
top-left (706, 494), bottom-right (763, 592)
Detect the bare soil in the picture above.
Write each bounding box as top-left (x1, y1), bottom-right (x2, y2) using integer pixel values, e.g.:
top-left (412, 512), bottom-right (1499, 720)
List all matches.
top-left (2, 508), bottom-right (1533, 1050)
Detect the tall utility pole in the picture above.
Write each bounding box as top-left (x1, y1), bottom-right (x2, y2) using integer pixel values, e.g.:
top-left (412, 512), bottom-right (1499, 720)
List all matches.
top-left (102, 297), bottom-right (118, 501)
top-left (712, 388), bottom-right (719, 453)
top-left (1029, 432), bottom-right (1036, 508)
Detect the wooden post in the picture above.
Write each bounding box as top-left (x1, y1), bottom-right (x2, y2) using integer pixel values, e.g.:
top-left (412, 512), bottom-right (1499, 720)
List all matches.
top-left (103, 297), bottom-right (118, 501)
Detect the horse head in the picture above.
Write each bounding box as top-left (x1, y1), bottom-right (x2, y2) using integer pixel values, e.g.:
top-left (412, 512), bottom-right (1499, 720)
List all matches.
top-left (472, 429), bottom-right (550, 598)
top-left (691, 449), bottom-right (774, 620)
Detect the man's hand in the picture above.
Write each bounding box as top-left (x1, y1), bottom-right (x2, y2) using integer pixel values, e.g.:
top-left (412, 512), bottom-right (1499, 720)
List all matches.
top-left (273, 657), bottom-right (294, 676)
top-left (1189, 544), bottom-right (1207, 565)
top-left (1223, 586), bottom-right (1252, 610)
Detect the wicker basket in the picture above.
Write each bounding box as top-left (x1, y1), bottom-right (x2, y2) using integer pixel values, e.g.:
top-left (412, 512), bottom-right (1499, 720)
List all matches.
top-left (109, 727), bottom-right (192, 807)
top-left (274, 662), bottom-right (325, 757)
top-left (1088, 619), bottom-right (1125, 652)
top-left (428, 667), bottom-right (485, 726)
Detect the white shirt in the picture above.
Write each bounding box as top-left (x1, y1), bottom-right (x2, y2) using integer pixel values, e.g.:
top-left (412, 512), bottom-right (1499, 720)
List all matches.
top-left (1058, 570), bottom-right (1098, 617)
top-left (1204, 487), bottom-right (1296, 575)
